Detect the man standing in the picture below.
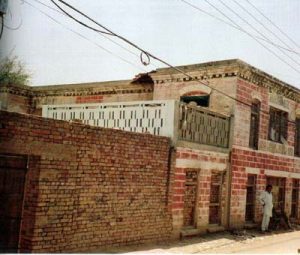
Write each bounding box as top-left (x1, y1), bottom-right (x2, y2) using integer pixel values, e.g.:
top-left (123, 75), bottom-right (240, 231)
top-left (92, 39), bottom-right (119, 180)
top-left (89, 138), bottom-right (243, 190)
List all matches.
top-left (259, 184), bottom-right (273, 233)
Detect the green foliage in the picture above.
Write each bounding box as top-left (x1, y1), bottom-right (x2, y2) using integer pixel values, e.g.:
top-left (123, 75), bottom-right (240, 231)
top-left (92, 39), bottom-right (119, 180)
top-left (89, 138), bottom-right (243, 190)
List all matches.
top-left (0, 57), bottom-right (30, 86)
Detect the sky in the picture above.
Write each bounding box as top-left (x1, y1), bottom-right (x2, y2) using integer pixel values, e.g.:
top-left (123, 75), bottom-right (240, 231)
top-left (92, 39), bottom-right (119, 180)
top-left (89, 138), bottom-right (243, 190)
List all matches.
top-left (2, 0), bottom-right (300, 87)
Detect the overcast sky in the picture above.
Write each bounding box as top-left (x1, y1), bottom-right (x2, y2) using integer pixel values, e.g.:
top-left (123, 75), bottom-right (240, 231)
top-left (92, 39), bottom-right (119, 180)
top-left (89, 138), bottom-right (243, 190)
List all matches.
top-left (2, 0), bottom-right (300, 87)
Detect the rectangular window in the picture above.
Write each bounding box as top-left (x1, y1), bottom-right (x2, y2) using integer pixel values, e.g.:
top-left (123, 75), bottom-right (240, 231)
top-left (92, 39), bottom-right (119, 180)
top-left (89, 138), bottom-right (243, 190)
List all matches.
top-left (249, 102), bottom-right (260, 150)
top-left (209, 173), bottom-right (222, 224)
top-left (295, 119), bottom-right (300, 157)
top-left (245, 175), bottom-right (256, 222)
top-left (268, 108), bottom-right (288, 143)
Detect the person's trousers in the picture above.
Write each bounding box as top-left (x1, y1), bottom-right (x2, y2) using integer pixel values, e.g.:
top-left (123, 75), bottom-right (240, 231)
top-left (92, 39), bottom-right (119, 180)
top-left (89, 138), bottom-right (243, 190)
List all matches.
top-left (261, 214), bottom-right (271, 231)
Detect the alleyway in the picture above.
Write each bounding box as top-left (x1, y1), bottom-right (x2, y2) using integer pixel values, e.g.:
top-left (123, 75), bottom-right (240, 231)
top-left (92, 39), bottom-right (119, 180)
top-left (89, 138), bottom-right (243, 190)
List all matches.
top-left (104, 228), bottom-right (300, 254)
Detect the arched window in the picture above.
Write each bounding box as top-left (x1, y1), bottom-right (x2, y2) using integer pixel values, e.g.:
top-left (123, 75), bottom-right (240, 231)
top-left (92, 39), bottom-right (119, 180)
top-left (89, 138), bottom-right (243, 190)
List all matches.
top-left (180, 91), bottom-right (210, 107)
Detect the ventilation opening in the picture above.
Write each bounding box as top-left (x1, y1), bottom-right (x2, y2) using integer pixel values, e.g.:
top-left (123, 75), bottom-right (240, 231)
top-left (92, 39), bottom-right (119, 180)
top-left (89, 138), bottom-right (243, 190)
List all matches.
top-left (180, 95), bottom-right (210, 107)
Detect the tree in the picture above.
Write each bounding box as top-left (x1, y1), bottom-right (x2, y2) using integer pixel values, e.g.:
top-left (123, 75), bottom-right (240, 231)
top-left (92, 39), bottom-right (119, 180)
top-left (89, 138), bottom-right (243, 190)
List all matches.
top-left (0, 57), bottom-right (30, 86)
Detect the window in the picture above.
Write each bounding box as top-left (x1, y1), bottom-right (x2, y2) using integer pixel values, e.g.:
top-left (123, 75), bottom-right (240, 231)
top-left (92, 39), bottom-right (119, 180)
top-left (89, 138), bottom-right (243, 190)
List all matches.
top-left (295, 119), bottom-right (300, 156)
top-left (268, 108), bottom-right (288, 143)
top-left (180, 95), bottom-right (210, 107)
top-left (249, 102), bottom-right (260, 150)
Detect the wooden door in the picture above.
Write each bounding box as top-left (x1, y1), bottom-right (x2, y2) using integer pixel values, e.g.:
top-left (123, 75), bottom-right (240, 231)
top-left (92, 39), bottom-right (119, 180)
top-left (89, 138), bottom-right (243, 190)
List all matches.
top-left (0, 155), bottom-right (27, 252)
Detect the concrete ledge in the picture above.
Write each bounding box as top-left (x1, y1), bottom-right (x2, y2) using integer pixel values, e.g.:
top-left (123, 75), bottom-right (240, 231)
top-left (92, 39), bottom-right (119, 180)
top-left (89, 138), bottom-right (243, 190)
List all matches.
top-left (244, 222), bottom-right (258, 229)
top-left (180, 228), bottom-right (202, 238)
top-left (207, 225), bottom-right (225, 233)
top-left (176, 140), bottom-right (229, 154)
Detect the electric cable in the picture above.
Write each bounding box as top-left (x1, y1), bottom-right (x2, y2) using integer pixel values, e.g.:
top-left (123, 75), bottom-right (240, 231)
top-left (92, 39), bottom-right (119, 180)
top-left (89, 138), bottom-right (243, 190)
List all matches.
top-left (50, 0), bottom-right (113, 36)
top-left (202, 0), bottom-right (300, 75)
top-left (231, 0), bottom-right (295, 53)
top-left (180, 0), bottom-right (300, 56)
top-left (218, 0), bottom-right (300, 69)
top-left (49, 0), bottom-right (300, 126)
top-left (0, 15), bottom-right (4, 40)
top-left (54, 0), bottom-right (300, 127)
top-left (24, 0), bottom-right (147, 72)
top-left (245, 0), bottom-right (300, 50)
top-left (30, 0), bottom-right (159, 69)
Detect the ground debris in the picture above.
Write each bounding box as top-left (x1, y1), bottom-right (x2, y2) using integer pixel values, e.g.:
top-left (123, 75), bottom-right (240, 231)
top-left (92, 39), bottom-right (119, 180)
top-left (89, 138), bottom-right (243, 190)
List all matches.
top-left (229, 229), bottom-right (257, 241)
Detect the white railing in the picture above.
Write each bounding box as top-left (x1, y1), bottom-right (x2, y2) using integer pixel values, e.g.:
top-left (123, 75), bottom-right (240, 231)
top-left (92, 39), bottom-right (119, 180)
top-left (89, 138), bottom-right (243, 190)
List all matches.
top-left (42, 100), bottom-right (176, 138)
top-left (42, 100), bottom-right (231, 148)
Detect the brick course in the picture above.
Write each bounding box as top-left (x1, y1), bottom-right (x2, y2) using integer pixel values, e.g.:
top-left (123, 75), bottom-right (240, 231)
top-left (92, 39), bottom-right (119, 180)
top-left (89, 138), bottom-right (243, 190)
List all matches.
top-left (0, 111), bottom-right (173, 252)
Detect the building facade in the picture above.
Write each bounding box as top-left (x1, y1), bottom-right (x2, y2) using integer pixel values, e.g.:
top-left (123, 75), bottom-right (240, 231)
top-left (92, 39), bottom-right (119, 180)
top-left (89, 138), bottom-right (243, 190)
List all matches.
top-left (1, 59), bottom-right (300, 251)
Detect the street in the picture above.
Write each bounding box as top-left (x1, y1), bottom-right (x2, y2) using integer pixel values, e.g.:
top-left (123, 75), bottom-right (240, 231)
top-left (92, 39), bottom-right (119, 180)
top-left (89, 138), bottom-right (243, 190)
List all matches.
top-left (105, 229), bottom-right (300, 254)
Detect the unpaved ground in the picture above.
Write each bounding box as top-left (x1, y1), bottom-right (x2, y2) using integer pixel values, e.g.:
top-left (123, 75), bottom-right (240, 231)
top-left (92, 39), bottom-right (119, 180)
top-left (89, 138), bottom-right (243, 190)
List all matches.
top-left (102, 228), bottom-right (300, 254)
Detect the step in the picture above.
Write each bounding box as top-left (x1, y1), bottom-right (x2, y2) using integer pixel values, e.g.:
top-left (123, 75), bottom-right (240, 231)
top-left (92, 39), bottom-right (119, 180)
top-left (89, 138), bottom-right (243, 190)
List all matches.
top-left (207, 225), bottom-right (225, 233)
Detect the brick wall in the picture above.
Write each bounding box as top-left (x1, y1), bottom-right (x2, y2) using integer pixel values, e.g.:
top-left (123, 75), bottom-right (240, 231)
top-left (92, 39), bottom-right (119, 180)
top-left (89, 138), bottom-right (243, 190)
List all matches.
top-left (0, 92), bottom-right (30, 114)
top-left (153, 78), bottom-right (236, 116)
top-left (171, 147), bottom-right (229, 235)
top-left (234, 79), bottom-right (296, 155)
top-left (0, 111), bottom-right (173, 252)
top-left (230, 147), bottom-right (300, 227)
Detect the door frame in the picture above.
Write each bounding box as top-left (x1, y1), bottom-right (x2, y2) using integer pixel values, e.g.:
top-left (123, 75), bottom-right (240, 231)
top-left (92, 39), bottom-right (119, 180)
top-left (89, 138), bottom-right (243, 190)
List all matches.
top-left (0, 153), bottom-right (28, 252)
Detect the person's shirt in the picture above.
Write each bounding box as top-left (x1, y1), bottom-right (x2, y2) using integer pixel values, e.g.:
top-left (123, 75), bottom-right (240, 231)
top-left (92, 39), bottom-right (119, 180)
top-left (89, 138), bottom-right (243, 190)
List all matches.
top-left (259, 190), bottom-right (273, 216)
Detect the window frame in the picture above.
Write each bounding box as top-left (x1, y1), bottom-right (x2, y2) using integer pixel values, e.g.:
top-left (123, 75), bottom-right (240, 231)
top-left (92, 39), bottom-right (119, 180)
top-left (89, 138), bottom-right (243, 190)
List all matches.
top-left (268, 107), bottom-right (288, 143)
top-left (295, 118), bottom-right (300, 157)
top-left (249, 101), bottom-right (260, 150)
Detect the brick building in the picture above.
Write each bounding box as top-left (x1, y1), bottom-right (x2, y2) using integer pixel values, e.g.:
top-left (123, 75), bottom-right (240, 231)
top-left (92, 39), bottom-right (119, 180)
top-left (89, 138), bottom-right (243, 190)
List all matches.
top-left (1, 59), bottom-right (300, 252)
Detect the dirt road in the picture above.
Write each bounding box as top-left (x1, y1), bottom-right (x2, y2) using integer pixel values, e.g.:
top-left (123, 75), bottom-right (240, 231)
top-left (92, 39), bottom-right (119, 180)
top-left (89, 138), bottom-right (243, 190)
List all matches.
top-left (109, 229), bottom-right (300, 254)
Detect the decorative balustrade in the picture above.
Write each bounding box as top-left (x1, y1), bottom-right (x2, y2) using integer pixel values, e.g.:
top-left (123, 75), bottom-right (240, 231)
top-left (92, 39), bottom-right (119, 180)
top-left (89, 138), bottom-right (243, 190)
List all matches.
top-left (178, 104), bottom-right (230, 148)
top-left (42, 100), bottom-right (176, 138)
top-left (42, 100), bottom-right (230, 148)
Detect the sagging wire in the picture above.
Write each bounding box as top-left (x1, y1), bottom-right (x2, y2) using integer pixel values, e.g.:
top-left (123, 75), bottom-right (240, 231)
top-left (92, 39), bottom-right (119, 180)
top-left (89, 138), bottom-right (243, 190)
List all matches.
top-left (0, 15), bottom-right (4, 40)
top-left (50, 0), bottom-right (114, 36)
top-left (140, 51), bottom-right (151, 66)
top-left (50, 0), bottom-right (300, 126)
top-left (51, 0), bottom-right (156, 67)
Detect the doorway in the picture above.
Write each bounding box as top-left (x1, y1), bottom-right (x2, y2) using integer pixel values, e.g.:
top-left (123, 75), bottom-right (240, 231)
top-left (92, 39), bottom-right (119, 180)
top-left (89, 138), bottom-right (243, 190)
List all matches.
top-left (183, 170), bottom-right (198, 227)
top-left (0, 154), bottom-right (27, 252)
top-left (266, 177), bottom-right (285, 212)
top-left (245, 175), bottom-right (256, 222)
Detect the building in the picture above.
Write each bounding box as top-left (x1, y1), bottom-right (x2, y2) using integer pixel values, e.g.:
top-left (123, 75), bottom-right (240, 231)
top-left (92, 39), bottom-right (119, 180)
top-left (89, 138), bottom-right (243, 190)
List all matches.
top-left (0, 59), bottom-right (300, 252)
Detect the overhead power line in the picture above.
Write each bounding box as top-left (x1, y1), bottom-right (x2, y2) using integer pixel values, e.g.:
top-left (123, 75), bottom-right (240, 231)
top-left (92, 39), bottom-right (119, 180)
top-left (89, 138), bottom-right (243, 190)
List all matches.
top-left (30, 0), bottom-right (159, 69)
top-left (50, 0), bottom-right (112, 35)
top-left (217, 0), bottom-right (300, 69)
top-left (24, 0), bottom-right (147, 72)
top-left (231, 0), bottom-right (296, 53)
top-left (180, 0), bottom-right (300, 57)
top-left (200, 0), bottom-right (300, 75)
top-left (245, 0), bottom-right (300, 50)
top-left (48, 0), bottom-right (299, 125)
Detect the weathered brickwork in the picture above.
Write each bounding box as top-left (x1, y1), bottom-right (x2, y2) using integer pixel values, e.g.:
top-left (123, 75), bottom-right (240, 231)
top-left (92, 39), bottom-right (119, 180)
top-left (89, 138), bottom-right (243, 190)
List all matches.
top-left (0, 92), bottom-right (30, 114)
top-left (0, 111), bottom-right (173, 252)
top-left (230, 147), bottom-right (300, 227)
top-left (230, 73), bottom-right (300, 227)
top-left (172, 147), bottom-right (229, 235)
top-left (234, 79), bottom-right (296, 155)
top-left (152, 79), bottom-right (236, 116)
top-left (2, 58), bottom-right (300, 247)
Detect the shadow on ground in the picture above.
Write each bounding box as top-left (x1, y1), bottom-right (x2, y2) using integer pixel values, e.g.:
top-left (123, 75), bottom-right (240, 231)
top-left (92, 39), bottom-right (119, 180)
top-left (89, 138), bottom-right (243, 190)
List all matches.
top-left (96, 225), bottom-right (300, 254)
